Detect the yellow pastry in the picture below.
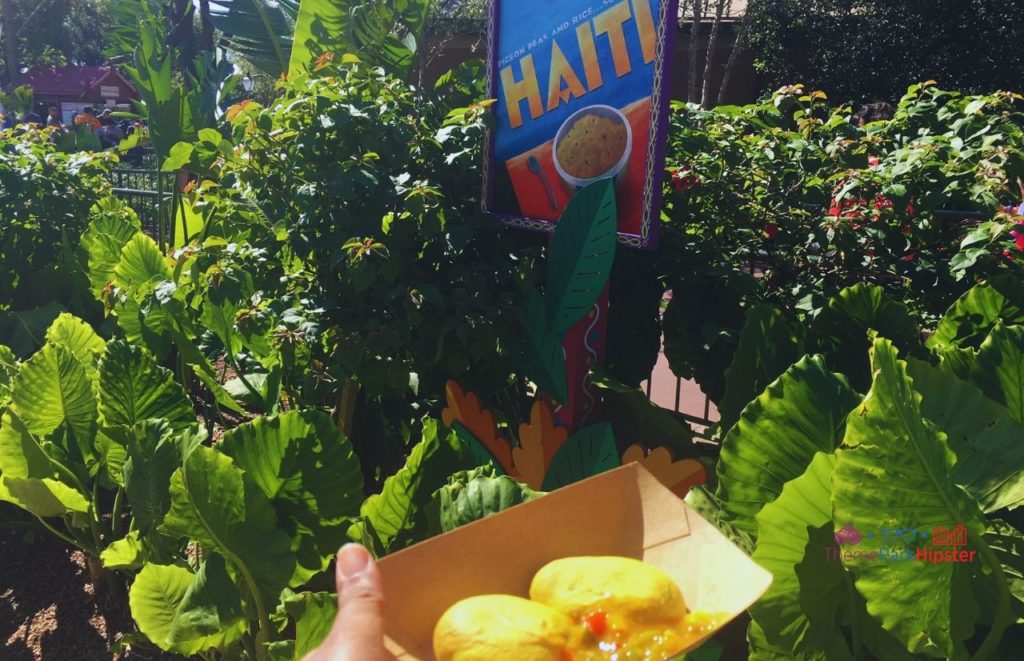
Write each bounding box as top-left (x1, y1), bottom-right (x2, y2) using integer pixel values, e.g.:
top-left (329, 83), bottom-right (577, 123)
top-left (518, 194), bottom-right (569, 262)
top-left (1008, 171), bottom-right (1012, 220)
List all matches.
top-left (432, 594), bottom-right (574, 661)
top-left (529, 556), bottom-right (686, 624)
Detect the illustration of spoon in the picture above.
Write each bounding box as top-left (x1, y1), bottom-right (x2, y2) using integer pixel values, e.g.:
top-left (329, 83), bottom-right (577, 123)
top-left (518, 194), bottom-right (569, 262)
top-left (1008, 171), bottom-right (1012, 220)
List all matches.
top-left (528, 155), bottom-right (560, 211)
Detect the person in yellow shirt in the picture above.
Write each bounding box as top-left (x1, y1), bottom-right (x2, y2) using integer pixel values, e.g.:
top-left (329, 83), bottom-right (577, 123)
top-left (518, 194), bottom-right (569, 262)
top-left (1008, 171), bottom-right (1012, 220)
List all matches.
top-left (74, 107), bottom-right (101, 130)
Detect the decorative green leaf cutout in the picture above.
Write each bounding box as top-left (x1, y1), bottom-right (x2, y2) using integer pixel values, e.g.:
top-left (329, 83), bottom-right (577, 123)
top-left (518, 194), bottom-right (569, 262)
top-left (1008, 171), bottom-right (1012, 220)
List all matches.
top-left (545, 179), bottom-right (617, 334)
top-left (515, 288), bottom-right (568, 403)
top-left (716, 355), bottom-right (860, 535)
top-left (832, 338), bottom-right (984, 657)
top-left (431, 466), bottom-right (543, 534)
top-left (12, 343), bottom-right (97, 463)
top-left (129, 562), bottom-right (246, 655)
top-left (751, 452), bottom-right (854, 658)
top-left (810, 283), bottom-right (922, 392)
top-left (718, 304), bottom-right (803, 434)
top-left (971, 324), bottom-right (1024, 425)
top-left (80, 198), bottom-right (141, 298)
top-left (98, 341), bottom-right (193, 430)
top-left (541, 422), bottom-right (619, 491)
top-left (906, 357), bottom-right (1024, 512)
top-left (360, 419), bottom-right (475, 552)
top-left (0, 412), bottom-right (89, 516)
top-left (592, 367), bottom-right (695, 458)
top-left (160, 446), bottom-right (295, 612)
top-left (219, 410), bottom-right (364, 582)
top-left (450, 421), bottom-right (506, 476)
top-left (929, 275), bottom-right (1024, 350)
top-left (113, 233), bottom-right (172, 293)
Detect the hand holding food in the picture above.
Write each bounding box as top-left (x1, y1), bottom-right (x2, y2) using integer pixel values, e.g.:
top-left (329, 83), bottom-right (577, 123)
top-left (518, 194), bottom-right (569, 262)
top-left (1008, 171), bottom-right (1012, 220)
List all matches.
top-left (433, 556), bottom-right (722, 661)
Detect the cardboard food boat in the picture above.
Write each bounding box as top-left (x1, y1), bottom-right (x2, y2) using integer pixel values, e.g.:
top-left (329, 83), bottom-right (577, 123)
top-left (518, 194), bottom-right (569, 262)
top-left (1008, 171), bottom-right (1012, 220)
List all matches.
top-left (376, 463), bottom-right (773, 660)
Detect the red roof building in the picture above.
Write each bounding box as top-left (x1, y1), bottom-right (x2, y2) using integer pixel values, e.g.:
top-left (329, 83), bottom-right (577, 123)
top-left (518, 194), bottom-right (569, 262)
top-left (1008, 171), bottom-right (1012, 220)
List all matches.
top-left (20, 66), bottom-right (139, 121)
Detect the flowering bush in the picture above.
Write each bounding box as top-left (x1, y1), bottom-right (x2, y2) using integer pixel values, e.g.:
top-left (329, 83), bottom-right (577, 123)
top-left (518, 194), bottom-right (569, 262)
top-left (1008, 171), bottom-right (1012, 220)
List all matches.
top-left (653, 84), bottom-right (1024, 403)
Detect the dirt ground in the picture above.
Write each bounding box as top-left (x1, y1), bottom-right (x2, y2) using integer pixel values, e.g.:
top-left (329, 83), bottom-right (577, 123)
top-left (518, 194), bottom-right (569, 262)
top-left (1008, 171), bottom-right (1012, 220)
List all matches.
top-left (0, 520), bottom-right (176, 661)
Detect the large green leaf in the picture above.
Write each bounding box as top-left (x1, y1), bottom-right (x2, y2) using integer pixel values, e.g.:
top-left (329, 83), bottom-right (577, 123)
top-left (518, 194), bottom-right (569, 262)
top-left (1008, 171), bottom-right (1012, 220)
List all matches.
top-left (100, 530), bottom-right (145, 570)
top-left (116, 295), bottom-right (174, 359)
top-left (929, 275), bottom-right (1024, 350)
top-left (810, 283), bottom-right (922, 391)
top-left (347, 0), bottom-right (432, 74)
top-left (0, 345), bottom-right (17, 402)
top-left (168, 555), bottom-right (247, 645)
top-left (44, 314), bottom-right (105, 364)
top-left (219, 410), bottom-right (363, 580)
top-left (212, 0), bottom-right (298, 78)
top-left (289, 0), bottom-right (347, 76)
top-left (514, 288), bottom-right (568, 403)
top-left (906, 357), bottom-right (1024, 512)
top-left (541, 421), bottom-right (619, 491)
top-left (359, 418), bottom-right (475, 552)
top-left (129, 562), bottom-right (247, 655)
top-left (431, 466), bottom-right (544, 534)
top-left (545, 179), bottom-right (617, 334)
top-left (279, 591), bottom-right (337, 659)
top-left (0, 412), bottom-right (89, 516)
top-left (718, 304), bottom-right (803, 434)
top-left (119, 420), bottom-right (190, 539)
top-left (750, 452), bottom-right (853, 658)
top-left (832, 338), bottom-right (983, 657)
top-left (113, 233), bottom-right (172, 293)
top-left (970, 324), bottom-right (1024, 425)
top-left (683, 486), bottom-right (754, 555)
top-left (160, 446), bottom-right (295, 610)
top-left (80, 198), bottom-right (141, 297)
top-left (716, 355), bottom-right (860, 535)
top-left (11, 343), bottom-right (97, 463)
top-left (98, 341), bottom-right (193, 430)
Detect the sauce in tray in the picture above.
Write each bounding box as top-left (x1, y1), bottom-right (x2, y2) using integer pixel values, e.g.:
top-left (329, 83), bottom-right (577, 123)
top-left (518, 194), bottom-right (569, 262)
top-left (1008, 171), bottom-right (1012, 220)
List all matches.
top-left (562, 610), bottom-right (725, 661)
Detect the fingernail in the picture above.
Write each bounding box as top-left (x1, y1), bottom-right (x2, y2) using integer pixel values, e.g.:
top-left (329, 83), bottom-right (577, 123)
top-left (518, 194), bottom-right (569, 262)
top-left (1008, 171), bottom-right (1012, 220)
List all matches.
top-left (338, 543), bottom-right (371, 579)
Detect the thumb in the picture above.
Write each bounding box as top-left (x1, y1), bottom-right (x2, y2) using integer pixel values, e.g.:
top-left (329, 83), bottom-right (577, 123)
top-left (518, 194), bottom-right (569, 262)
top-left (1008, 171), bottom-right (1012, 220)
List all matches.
top-left (307, 544), bottom-right (391, 661)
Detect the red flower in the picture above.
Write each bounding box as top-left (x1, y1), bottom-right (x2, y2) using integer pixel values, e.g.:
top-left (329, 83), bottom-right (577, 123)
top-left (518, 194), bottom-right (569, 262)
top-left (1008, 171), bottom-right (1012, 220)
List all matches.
top-left (905, 202), bottom-right (916, 217)
top-left (902, 224), bottom-right (912, 235)
top-left (764, 223), bottom-right (779, 239)
top-left (670, 168), bottom-right (699, 190)
top-left (1004, 250), bottom-right (1016, 261)
top-left (1012, 229), bottom-right (1024, 251)
top-left (903, 251), bottom-right (916, 262)
top-left (872, 194), bottom-right (893, 211)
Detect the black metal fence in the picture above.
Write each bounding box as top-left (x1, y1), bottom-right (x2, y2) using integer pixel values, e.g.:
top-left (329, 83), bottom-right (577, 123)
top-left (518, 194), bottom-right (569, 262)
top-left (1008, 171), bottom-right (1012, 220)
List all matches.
top-left (109, 154), bottom-right (175, 244)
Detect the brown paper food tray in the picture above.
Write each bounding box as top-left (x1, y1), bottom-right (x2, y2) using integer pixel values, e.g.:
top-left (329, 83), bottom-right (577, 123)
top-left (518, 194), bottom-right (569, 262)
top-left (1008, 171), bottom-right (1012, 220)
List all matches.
top-left (376, 463), bottom-right (773, 660)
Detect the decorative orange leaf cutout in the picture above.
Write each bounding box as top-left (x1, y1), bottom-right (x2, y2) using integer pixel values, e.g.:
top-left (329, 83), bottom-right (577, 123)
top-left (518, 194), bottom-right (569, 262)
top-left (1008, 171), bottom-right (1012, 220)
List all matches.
top-left (512, 400), bottom-right (569, 490)
top-left (621, 445), bottom-right (708, 498)
top-left (441, 380), bottom-right (514, 474)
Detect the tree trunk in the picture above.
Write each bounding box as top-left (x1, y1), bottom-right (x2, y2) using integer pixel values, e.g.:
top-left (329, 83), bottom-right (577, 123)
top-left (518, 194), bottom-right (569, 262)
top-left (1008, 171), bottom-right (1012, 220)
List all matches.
top-left (687, 0), bottom-right (706, 103)
top-left (717, 9), bottom-right (750, 106)
top-left (700, 0), bottom-right (729, 107)
top-left (1, 0), bottom-right (21, 87)
top-left (199, 0), bottom-right (215, 53)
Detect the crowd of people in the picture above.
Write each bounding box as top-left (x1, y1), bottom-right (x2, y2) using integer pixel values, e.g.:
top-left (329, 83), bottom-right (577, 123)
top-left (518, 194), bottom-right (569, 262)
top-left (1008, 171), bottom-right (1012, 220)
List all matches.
top-left (1, 104), bottom-right (146, 150)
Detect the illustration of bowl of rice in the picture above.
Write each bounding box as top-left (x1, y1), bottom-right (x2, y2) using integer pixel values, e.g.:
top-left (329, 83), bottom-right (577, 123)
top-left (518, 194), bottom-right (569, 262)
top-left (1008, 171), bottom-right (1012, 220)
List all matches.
top-left (553, 104), bottom-right (633, 189)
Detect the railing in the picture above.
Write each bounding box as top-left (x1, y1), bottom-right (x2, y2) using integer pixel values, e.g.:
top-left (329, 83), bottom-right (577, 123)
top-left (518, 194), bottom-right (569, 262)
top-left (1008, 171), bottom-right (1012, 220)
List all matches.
top-left (109, 153), bottom-right (176, 245)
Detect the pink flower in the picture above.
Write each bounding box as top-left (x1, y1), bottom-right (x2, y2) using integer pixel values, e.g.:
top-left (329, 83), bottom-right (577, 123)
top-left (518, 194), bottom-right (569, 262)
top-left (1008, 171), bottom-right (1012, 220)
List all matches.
top-left (1012, 229), bottom-right (1024, 251)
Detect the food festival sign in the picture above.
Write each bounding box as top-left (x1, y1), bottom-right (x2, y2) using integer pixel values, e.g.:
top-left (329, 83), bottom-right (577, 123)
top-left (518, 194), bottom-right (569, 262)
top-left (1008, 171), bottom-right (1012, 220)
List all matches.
top-left (484, 0), bottom-right (679, 249)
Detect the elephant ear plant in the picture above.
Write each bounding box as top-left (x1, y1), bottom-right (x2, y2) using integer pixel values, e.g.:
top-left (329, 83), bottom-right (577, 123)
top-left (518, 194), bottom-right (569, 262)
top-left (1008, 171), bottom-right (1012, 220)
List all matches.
top-left (708, 277), bottom-right (1024, 660)
top-left (0, 313), bottom-right (371, 658)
